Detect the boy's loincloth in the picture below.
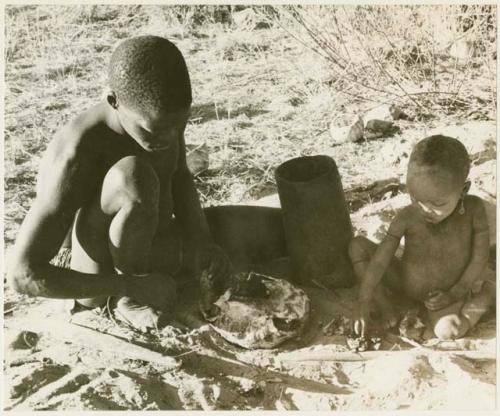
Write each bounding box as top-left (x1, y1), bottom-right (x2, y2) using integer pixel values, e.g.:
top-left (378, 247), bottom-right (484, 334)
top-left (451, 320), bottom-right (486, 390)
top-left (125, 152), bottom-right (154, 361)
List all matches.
top-left (51, 220), bottom-right (183, 275)
top-left (50, 246), bottom-right (72, 269)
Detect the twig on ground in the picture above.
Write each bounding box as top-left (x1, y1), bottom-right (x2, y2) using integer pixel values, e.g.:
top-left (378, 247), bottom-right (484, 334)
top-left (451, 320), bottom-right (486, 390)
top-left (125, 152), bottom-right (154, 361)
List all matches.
top-left (277, 348), bottom-right (496, 363)
top-left (6, 316), bottom-right (181, 369)
top-left (4, 307), bottom-right (16, 315)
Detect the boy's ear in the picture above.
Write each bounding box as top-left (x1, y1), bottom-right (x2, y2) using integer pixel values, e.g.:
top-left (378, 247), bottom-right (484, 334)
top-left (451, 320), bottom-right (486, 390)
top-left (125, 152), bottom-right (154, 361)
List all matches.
top-left (106, 90), bottom-right (119, 109)
top-left (462, 180), bottom-right (471, 195)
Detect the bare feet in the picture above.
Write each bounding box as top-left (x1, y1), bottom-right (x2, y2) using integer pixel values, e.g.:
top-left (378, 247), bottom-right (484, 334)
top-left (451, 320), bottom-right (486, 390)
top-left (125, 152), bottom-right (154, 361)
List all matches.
top-left (114, 296), bottom-right (162, 332)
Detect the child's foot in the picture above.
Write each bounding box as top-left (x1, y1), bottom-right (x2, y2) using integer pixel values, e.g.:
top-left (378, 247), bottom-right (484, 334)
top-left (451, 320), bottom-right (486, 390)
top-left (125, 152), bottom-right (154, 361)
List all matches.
top-left (432, 312), bottom-right (471, 341)
top-left (114, 296), bottom-right (162, 332)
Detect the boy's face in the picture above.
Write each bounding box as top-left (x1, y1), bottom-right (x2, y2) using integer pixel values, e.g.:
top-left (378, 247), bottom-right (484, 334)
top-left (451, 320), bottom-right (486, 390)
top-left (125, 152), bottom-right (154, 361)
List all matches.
top-left (406, 164), bottom-right (465, 224)
top-left (116, 103), bottom-right (190, 152)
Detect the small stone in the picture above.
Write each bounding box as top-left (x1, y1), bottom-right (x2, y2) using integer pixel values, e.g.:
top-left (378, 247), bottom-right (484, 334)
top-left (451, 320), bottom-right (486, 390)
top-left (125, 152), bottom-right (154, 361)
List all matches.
top-left (9, 330), bottom-right (40, 350)
top-left (365, 119), bottom-right (400, 139)
top-left (108, 369), bottom-right (119, 378)
top-left (347, 117), bottom-right (365, 143)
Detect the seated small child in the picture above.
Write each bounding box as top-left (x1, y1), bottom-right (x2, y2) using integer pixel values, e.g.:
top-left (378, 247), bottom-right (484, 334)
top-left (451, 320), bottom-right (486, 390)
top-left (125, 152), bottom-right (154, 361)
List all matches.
top-left (350, 135), bottom-right (496, 340)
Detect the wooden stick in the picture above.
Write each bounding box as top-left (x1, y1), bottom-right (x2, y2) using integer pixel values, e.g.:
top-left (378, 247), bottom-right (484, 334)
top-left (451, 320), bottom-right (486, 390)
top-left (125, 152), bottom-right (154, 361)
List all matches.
top-left (277, 348), bottom-right (496, 363)
top-left (5, 317), bottom-right (180, 369)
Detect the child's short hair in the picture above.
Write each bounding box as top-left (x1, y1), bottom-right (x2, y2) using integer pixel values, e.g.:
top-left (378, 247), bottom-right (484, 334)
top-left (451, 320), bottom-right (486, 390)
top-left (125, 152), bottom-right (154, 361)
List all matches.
top-left (409, 135), bottom-right (471, 183)
top-left (108, 36), bottom-right (192, 113)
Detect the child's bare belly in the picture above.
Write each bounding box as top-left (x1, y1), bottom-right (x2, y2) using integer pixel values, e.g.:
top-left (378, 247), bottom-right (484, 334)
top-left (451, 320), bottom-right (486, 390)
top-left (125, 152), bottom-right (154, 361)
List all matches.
top-left (400, 211), bottom-right (473, 301)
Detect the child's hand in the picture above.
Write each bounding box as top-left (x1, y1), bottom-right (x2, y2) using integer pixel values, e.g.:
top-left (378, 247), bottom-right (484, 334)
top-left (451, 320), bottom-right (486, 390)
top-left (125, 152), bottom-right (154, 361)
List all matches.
top-left (353, 301), bottom-right (371, 337)
top-left (424, 290), bottom-right (457, 311)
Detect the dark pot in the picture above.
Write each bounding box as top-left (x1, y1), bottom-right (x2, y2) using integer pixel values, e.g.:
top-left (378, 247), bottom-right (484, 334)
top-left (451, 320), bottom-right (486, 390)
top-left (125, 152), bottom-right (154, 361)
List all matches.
top-left (275, 155), bottom-right (354, 288)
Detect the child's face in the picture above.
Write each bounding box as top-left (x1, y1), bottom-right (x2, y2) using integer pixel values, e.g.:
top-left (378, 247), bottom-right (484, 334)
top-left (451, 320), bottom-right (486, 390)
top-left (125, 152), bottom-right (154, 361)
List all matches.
top-left (117, 104), bottom-right (190, 152)
top-left (407, 165), bottom-right (464, 224)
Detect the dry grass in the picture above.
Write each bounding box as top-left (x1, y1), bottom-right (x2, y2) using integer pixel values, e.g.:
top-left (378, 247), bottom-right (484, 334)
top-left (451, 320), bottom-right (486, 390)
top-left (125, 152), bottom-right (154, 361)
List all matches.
top-left (4, 5), bottom-right (497, 247)
top-left (271, 5), bottom-right (497, 115)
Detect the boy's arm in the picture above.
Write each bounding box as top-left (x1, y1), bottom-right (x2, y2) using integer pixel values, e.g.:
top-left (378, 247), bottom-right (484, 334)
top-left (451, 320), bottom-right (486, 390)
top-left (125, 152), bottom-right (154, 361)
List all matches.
top-left (172, 133), bottom-right (231, 278)
top-left (449, 198), bottom-right (490, 299)
top-left (8, 133), bottom-right (169, 309)
top-left (171, 133), bottom-right (212, 245)
top-left (358, 211), bottom-right (407, 303)
top-left (8, 134), bottom-right (126, 298)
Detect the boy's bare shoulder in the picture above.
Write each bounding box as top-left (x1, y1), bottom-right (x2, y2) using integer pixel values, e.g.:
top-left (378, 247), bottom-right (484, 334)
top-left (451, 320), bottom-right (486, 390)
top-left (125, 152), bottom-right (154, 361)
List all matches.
top-left (49, 102), bottom-right (108, 159)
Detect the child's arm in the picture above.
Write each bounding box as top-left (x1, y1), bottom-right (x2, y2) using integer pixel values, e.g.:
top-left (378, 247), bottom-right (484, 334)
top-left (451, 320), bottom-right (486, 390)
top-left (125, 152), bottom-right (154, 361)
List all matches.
top-left (452, 199), bottom-right (490, 295)
top-left (358, 212), bottom-right (407, 302)
top-left (354, 211), bottom-right (407, 335)
top-left (427, 198), bottom-right (490, 311)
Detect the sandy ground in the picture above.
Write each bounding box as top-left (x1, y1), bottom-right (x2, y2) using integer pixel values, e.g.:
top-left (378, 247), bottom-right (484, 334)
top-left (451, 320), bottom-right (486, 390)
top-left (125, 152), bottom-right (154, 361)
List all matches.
top-left (4, 143), bottom-right (496, 410)
top-left (3, 275), bottom-right (496, 411)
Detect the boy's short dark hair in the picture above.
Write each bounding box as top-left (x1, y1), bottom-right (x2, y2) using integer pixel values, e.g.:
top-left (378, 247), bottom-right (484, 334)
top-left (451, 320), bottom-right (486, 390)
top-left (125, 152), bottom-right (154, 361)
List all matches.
top-left (108, 35), bottom-right (192, 113)
top-left (409, 135), bottom-right (471, 182)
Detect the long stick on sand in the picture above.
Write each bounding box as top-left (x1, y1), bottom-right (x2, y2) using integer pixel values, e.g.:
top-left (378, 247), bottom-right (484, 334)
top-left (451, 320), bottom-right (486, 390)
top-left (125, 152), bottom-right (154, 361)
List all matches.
top-left (276, 348), bottom-right (496, 363)
top-left (5, 317), bottom-right (180, 369)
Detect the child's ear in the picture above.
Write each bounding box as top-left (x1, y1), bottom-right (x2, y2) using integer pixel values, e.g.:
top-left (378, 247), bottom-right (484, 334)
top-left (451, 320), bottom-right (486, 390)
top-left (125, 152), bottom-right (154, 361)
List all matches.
top-left (462, 180), bottom-right (471, 195)
top-left (106, 90), bottom-right (119, 109)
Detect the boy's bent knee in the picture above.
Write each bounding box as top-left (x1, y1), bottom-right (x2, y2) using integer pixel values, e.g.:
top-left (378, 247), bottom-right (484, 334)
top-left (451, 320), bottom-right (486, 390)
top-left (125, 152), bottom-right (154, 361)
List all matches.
top-left (107, 156), bottom-right (159, 192)
top-left (102, 156), bottom-right (160, 214)
top-left (433, 314), bottom-right (470, 340)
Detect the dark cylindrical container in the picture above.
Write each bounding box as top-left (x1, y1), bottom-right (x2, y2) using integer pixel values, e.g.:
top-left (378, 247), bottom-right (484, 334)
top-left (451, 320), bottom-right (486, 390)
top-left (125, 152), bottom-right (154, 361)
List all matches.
top-left (275, 155), bottom-right (354, 288)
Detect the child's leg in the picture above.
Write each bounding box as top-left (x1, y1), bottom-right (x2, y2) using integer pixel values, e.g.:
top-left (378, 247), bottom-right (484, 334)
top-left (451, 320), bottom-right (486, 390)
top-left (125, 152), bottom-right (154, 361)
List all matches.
top-left (429, 269), bottom-right (496, 340)
top-left (461, 269), bottom-right (496, 329)
top-left (348, 235), bottom-right (403, 328)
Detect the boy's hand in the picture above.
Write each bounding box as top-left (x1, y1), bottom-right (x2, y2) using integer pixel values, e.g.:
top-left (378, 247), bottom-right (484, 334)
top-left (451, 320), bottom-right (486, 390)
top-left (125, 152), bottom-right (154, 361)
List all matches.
top-left (353, 301), bottom-right (371, 337)
top-left (194, 242), bottom-right (232, 320)
top-left (191, 241), bottom-right (233, 283)
top-left (424, 290), bottom-right (457, 311)
top-left (124, 272), bottom-right (177, 312)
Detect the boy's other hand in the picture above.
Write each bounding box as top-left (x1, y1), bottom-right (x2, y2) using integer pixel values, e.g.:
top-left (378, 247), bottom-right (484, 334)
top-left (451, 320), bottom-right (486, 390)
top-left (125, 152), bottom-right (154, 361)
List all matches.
top-left (125, 272), bottom-right (177, 312)
top-left (195, 241), bottom-right (233, 283)
top-left (353, 301), bottom-right (371, 337)
top-left (424, 290), bottom-right (457, 311)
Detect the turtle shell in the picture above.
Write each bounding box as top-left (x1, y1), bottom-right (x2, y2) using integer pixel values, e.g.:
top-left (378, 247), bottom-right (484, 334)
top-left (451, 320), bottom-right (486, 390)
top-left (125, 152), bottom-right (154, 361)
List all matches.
top-left (210, 273), bottom-right (310, 349)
